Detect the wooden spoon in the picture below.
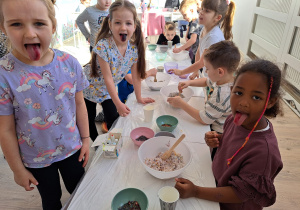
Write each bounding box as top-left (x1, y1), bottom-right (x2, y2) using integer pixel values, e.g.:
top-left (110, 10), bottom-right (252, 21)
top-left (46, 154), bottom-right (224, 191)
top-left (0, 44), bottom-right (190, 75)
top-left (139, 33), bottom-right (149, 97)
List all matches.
top-left (154, 74), bottom-right (157, 82)
top-left (161, 134), bottom-right (185, 160)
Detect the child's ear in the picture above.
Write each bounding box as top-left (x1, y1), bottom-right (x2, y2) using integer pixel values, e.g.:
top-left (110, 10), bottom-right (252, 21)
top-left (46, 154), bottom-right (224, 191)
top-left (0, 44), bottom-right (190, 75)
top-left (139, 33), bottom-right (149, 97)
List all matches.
top-left (215, 14), bottom-right (222, 22)
top-left (267, 97), bottom-right (278, 109)
top-left (218, 67), bottom-right (225, 77)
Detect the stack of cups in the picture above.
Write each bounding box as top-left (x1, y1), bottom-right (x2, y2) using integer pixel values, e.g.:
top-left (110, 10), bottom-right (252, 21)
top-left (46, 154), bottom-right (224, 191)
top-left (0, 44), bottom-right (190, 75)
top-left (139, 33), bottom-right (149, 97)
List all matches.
top-left (143, 104), bottom-right (154, 122)
top-left (158, 186), bottom-right (180, 210)
top-left (168, 41), bottom-right (173, 48)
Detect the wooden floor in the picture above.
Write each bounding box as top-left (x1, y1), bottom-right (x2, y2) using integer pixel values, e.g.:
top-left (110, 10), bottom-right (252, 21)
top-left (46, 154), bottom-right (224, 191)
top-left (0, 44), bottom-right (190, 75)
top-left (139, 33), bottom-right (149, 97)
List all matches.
top-left (0, 102), bottom-right (299, 209)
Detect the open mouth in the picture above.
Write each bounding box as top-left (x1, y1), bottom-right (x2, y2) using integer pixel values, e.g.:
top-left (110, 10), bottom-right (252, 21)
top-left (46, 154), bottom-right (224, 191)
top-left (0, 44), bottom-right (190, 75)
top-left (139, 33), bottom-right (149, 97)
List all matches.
top-left (25, 43), bottom-right (41, 61)
top-left (233, 111), bottom-right (248, 126)
top-left (120, 33), bottom-right (127, 42)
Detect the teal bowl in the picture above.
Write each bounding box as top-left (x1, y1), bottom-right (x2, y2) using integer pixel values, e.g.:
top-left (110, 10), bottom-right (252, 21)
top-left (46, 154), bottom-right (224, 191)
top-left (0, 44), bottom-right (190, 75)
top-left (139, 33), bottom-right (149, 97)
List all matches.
top-left (156, 115), bottom-right (178, 132)
top-left (111, 188), bottom-right (148, 210)
top-left (156, 52), bottom-right (167, 62)
top-left (148, 44), bottom-right (157, 51)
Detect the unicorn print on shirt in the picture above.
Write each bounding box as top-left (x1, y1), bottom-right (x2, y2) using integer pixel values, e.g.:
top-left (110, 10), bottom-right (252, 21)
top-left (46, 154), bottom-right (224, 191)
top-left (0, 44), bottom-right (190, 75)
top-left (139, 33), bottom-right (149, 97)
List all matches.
top-left (28, 105), bottom-right (63, 130)
top-left (0, 57), bottom-right (15, 72)
top-left (55, 81), bottom-right (77, 100)
top-left (16, 70), bottom-right (55, 94)
top-left (0, 83), bottom-right (11, 105)
top-left (18, 131), bottom-right (35, 147)
top-left (33, 145), bottom-right (65, 163)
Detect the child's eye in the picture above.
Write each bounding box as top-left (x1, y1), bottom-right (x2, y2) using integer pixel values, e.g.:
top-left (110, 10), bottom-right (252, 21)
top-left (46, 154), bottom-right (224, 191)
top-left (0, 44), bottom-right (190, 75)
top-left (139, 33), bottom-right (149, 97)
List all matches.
top-left (234, 91), bottom-right (242, 96)
top-left (35, 22), bottom-right (45, 26)
top-left (115, 22), bottom-right (120, 24)
top-left (252, 95), bottom-right (261, 100)
top-left (126, 22), bottom-right (132, 26)
top-left (11, 23), bottom-right (21, 27)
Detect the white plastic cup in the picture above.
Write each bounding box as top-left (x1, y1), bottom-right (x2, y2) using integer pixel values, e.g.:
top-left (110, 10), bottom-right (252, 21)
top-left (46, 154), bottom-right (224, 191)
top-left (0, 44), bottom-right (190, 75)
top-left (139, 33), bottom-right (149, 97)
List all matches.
top-left (168, 41), bottom-right (173, 48)
top-left (158, 186), bottom-right (179, 210)
top-left (143, 104), bottom-right (154, 122)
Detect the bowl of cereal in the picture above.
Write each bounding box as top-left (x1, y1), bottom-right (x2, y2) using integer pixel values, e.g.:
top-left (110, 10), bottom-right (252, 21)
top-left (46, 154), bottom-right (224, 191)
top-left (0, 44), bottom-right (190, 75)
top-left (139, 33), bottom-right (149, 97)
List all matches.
top-left (130, 127), bottom-right (155, 147)
top-left (145, 72), bottom-right (171, 91)
top-left (156, 115), bottom-right (178, 132)
top-left (138, 136), bottom-right (192, 179)
top-left (111, 188), bottom-right (148, 210)
top-left (160, 84), bottom-right (194, 104)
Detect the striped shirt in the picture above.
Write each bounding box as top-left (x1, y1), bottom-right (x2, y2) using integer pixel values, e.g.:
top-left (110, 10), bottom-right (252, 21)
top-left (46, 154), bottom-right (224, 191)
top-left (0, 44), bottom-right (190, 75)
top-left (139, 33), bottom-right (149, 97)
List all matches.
top-left (199, 78), bottom-right (232, 133)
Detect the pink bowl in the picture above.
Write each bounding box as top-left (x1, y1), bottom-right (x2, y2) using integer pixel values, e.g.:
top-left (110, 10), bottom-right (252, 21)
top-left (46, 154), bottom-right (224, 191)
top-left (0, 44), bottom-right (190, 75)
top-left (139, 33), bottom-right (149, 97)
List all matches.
top-left (130, 127), bottom-right (155, 147)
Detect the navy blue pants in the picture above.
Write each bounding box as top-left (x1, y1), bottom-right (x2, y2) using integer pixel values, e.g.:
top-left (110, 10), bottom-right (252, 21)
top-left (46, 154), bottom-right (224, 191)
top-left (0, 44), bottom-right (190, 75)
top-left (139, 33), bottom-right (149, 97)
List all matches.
top-left (27, 150), bottom-right (85, 210)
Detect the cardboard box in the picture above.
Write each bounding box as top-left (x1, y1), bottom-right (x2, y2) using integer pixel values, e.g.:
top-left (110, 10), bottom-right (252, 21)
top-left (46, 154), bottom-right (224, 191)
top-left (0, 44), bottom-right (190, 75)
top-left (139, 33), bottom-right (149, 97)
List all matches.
top-left (102, 129), bottom-right (123, 158)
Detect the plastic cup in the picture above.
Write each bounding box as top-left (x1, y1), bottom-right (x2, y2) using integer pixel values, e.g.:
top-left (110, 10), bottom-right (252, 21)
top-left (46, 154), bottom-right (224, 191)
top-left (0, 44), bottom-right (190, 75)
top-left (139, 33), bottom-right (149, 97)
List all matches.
top-left (143, 104), bottom-right (154, 122)
top-left (157, 66), bottom-right (164, 72)
top-left (168, 41), bottom-right (173, 48)
top-left (158, 186), bottom-right (179, 210)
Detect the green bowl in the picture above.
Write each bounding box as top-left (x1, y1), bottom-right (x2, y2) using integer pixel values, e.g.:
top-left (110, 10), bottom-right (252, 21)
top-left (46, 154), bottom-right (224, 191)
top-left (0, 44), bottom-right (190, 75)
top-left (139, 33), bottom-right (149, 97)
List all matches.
top-left (155, 52), bottom-right (167, 62)
top-left (156, 115), bottom-right (178, 132)
top-left (148, 44), bottom-right (157, 51)
top-left (111, 188), bottom-right (148, 210)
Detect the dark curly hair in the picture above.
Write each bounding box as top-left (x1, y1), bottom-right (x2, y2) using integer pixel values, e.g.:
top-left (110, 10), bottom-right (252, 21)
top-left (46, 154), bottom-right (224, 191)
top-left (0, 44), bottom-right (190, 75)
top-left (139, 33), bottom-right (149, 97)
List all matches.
top-left (234, 59), bottom-right (283, 118)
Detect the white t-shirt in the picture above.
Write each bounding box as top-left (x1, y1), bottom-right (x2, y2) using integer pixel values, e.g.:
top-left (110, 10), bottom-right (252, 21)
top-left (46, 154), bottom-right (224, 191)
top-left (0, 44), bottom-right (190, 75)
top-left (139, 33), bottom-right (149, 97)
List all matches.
top-left (198, 25), bottom-right (225, 74)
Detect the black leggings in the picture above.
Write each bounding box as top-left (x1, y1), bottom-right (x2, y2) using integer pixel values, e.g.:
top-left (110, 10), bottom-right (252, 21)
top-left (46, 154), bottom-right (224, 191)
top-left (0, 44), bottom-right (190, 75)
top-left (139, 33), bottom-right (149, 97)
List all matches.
top-left (85, 98), bottom-right (119, 141)
top-left (101, 99), bottom-right (119, 130)
top-left (84, 98), bottom-right (98, 141)
top-left (26, 150), bottom-right (85, 210)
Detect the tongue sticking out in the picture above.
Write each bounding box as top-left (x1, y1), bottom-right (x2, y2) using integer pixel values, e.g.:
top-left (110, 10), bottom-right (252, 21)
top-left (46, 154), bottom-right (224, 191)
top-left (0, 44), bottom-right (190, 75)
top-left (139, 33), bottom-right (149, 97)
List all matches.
top-left (120, 34), bottom-right (127, 42)
top-left (26, 44), bottom-right (41, 61)
top-left (234, 112), bottom-right (248, 126)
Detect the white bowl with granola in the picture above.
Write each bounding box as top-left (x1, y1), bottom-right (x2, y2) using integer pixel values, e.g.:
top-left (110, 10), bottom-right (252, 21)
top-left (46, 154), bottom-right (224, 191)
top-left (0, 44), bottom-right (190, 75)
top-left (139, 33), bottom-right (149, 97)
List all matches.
top-left (138, 136), bottom-right (192, 179)
top-left (160, 84), bottom-right (194, 104)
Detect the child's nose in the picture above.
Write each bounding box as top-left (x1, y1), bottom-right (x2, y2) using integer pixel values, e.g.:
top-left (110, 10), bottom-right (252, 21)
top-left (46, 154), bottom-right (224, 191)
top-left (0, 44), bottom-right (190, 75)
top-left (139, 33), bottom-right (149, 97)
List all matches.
top-left (239, 98), bottom-right (249, 107)
top-left (24, 26), bottom-right (37, 39)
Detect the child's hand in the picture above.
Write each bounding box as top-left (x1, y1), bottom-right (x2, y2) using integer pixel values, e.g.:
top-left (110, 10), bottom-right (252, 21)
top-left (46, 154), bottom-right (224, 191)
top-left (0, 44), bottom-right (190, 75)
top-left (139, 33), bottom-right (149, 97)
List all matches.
top-left (204, 131), bottom-right (221, 148)
top-left (168, 68), bottom-right (180, 75)
top-left (175, 178), bottom-right (197, 198)
top-left (189, 71), bottom-right (199, 80)
top-left (167, 96), bottom-right (184, 108)
top-left (79, 138), bottom-right (90, 167)
top-left (116, 103), bottom-right (131, 117)
top-left (178, 81), bottom-right (190, 92)
top-left (14, 168), bottom-right (38, 191)
top-left (173, 47), bottom-right (182, 53)
top-left (137, 97), bottom-right (155, 104)
top-left (146, 68), bottom-right (157, 77)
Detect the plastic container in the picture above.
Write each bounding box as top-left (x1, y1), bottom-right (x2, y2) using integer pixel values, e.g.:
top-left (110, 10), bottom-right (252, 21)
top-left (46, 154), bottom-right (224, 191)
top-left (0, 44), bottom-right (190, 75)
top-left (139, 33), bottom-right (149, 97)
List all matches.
top-left (138, 136), bottom-right (192, 179)
top-left (159, 45), bottom-right (168, 53)
top-left (155, 131), bottom-right (176, 138)
top-left (130, 127), bottom-right (155, 147)
top-left (145, 72), bottom-right (171, 91)
top-left (164, 62), bottom-right (178, 74)
top-left (160, 84), bottom-right (194, 104)
top-left (156, 115), bottom-right (178, 132)
top-left (148, 44), bottom-right (157, 51)
top-left (155, 52), bottom-right (167, 62)
top-left (111, 188), bottom-right (148, 210)
top-left (169, 51), bottom-right (189, 61)
top-left (178, 65), bottom-right (189, 79)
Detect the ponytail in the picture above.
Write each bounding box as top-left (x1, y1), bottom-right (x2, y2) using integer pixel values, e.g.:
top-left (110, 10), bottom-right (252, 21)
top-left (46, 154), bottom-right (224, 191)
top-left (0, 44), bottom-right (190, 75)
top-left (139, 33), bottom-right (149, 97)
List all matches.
top-left (133, 19), bottom-right (146, 79)
top-left (221, 1), bottom-right (235, 40)
top-left (90, 16), bottom-right (110, 77)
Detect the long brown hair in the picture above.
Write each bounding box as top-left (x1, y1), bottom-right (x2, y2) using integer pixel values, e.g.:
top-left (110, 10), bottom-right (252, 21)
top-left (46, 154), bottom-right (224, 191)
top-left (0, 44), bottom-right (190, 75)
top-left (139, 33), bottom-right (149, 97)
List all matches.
top-left (201, 0), bottom-right (236, 40)
top-left (90, 0), bottom-right (146, 79)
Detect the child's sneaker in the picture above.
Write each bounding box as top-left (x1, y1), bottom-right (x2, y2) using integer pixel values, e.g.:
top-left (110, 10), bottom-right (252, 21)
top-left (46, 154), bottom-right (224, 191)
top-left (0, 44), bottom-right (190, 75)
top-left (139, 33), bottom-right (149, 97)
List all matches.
top-left (101, 122), bottom-right (108, 133)
top-left (95, 111), bottom-right (105, 122)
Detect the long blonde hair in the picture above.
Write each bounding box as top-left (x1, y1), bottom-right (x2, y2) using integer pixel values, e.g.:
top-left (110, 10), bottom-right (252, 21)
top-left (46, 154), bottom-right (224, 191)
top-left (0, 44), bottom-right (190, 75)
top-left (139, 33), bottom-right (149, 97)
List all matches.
top-left (90, 0), bottom-right (146, 79)
top-left (201, 0), bottom-right (236, 40)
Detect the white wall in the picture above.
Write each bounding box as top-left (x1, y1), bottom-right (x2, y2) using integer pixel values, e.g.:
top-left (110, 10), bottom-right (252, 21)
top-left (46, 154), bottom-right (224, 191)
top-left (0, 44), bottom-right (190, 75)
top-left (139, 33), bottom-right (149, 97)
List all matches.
top-left (232, 0), bottom-right (257, 57)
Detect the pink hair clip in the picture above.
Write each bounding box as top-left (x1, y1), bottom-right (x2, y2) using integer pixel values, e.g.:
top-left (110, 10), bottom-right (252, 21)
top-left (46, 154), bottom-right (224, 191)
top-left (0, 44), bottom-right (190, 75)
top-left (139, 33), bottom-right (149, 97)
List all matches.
top-left (226, 0), bottom-right (231, 5)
